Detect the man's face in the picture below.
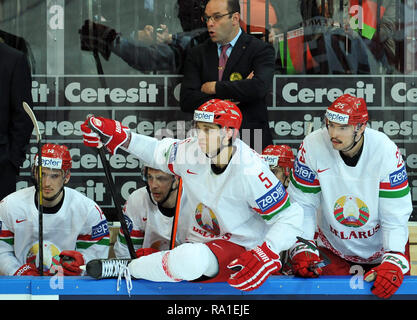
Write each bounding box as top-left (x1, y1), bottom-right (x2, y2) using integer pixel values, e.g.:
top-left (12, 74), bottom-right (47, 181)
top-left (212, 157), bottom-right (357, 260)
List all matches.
top-left (146, 168), bottom-right (176, 204)
top-left (36, 167), bottom-right (68, 201)
top-left (204, 0), bottom-right (238, 45)
top-left (326, 120), bottom-right (357, 151)
top-left (195, 121), bottom-right (224, 156)
top-left (271, 166), bottom-right (288, 187)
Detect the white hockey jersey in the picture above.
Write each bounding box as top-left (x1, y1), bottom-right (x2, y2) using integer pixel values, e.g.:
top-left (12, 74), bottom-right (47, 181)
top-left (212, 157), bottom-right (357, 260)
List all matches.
top-left (287, 127), bottom-right (412, 264)
top-left (114, 186), bottom-right (187, 258)
top-left (125, 134), bottom-right (303, 253)
top-left (0, 187), bottom-right (110, 275)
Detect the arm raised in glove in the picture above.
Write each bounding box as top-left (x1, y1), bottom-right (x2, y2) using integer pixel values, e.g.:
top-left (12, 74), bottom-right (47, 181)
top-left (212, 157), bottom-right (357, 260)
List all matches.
top-left (289, 239), bottom-right (323, 277)
top-left (227, 242), bottom-right (281, 291)
top-left (80, 116), bottom-right (130, 155)
top-left (364, 252), bottom-right (409, 299)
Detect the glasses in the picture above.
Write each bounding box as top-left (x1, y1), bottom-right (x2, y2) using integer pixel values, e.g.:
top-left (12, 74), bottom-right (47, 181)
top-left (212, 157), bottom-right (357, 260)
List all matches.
top-left (202, 11), bottom-right (235, 23)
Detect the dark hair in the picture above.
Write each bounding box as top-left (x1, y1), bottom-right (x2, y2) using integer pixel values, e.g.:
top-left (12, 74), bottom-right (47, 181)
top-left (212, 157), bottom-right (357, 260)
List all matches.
top-left (227, 0), bottom-right (240, 14)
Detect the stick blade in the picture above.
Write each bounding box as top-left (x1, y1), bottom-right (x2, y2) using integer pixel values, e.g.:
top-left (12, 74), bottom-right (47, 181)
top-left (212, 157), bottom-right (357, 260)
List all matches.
top-left (22, 102), bottom-right (41, 142)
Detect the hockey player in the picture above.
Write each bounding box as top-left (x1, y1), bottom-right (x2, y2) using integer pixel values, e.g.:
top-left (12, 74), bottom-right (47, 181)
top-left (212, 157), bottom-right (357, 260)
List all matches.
top-left (81, 99), bottom-right (303, 291)
top-left (287, 93), bottom-right (412, 299)
top-left (262, 144), bottom-right (295, 188)
top-left (0, 143), bottom-right (110, 276)
top-left (114, 165), bottom-right (183, 258)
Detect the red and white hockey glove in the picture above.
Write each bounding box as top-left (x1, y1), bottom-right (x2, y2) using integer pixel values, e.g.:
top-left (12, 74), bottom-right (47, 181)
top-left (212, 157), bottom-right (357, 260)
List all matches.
top-left (289, 239), bottom-right (323, 278)
top-left (364, 252), bottom-right (409, 299)
top-left (58, 250), bottom-right (85, 276)
top-left (14, 263), bottom-right (40, 276)
top-left (135, 247), bottom-right (159, 258)
top-left (80, 116), bottom-right (130, 155)
top-left (227, 242), bottom-right (281, 291)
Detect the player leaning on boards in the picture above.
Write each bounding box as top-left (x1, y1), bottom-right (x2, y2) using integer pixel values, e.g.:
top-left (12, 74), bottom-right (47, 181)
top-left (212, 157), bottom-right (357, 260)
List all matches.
top-left (287, 94), bottom-right (412, 299)
top-left (113, 165), bottom-right (183, 258)
top-left (80, 99), bottom-right (303, 291)
top-left (0, 144), bottom-right (110, 276)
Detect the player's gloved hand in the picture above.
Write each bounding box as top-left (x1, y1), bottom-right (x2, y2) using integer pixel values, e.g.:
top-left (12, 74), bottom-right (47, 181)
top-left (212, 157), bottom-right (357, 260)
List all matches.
top-left (289, 239), bottom-right (322, 278)
top-left (14, 263), bottom-right (40, 276)
top-left (80, 116), bottom-right (130, 155)
top-left (227, 242), bottom-right (281, 291)
top-left (58, 250), bottom-right (85, 276)
top-left (135, 247), bottom-right (159, 258)
top-left (364, 252), bottom-right (409, 299)
top-left (79, 20), bottom-right (118, 60)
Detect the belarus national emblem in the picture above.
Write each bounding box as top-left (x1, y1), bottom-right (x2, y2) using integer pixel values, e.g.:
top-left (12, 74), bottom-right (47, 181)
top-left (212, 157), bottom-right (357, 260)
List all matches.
top-left (195, 203), bottom-right (220, 236)
top-left (333, 195), bottom-right (370, 228)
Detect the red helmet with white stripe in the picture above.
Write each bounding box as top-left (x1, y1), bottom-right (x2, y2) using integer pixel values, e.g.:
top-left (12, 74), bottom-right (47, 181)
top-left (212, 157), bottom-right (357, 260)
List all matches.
top-left (262, 145), bottom-right (295, 176)
top-left (194, 99), bottom-right (242, 131)
top-left (325, 94), bottom-right (368, 126)
top-left (34, 143), bottom-right (72, 171)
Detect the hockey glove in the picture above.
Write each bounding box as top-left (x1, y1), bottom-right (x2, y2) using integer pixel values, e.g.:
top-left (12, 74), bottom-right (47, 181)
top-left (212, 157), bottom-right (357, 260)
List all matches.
top-left (80, 116), bottom-right (130, 155)
top-left (136, 247), bottom-right (159, 258)
top-left (14, 263), bottom-right (40, 276)
top-left (289, 239), bottom-right (323, 277)
top-left (58, 250), bottom-right (85, 276)
top-left (79, 20), bottom-right (118, 60)
top-left (364, 252), bottom-right (409, 299)
top-left (227, 242), bottom-right (281, 291)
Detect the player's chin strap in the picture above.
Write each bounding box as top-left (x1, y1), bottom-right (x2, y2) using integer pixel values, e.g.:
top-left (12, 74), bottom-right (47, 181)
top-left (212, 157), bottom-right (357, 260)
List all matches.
top-left (340, 124), bottom-right (364, 153)
top-left (204, 128), bottom-right (233, 160)
top-left (145, 175), bottom-right (178, 207)
top-left (31, 168), bottom-right (67, 202)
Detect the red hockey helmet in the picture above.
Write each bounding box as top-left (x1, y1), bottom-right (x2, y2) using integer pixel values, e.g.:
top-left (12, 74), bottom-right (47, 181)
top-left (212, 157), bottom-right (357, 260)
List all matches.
top-left (34, 143), bottom-right (72, 171)
top-left (262, 144), bottom-right (295, 175)
top-left (325, 94), bottom-right (368, 126)
top-left (194, 99), bottom-right (243, 131)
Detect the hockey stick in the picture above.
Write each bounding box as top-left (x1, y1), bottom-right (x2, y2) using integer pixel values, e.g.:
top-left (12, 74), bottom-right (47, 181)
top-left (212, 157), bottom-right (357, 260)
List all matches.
top-left (86, 117), bottom-right (136, 259)
top-left (169, 177), bottom-right (183, 250)
top-left (23, 102), bottom-right (44, 276)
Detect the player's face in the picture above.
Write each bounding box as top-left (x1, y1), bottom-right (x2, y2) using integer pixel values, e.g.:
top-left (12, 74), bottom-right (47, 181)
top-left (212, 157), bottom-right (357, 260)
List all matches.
top-left (36, 167), bottom-right (68, 202)
top-left (146, 168), bottom-right (176, 204)
top-left (204, 0), bottom-right (239, 45)
top-left (195, 122), bottom-right (224, 156)
top-left (327, 121), bottom-right (356, 151)
top-left (271, 166), bottom-right (289, 187)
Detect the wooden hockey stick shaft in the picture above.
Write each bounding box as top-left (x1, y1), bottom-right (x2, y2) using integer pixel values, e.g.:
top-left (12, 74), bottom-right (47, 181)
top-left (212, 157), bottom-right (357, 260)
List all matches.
top-left (170, 178), bottom-right (183, 250)
top-left (22, 102), bottom-right (44, 276)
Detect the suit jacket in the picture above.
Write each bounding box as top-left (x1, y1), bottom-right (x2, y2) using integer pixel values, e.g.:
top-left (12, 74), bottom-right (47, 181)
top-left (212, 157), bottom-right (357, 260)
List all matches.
top-left (0, 43), bottom-right (33, 173)
top-left (179, 31), bottom-right (275, 150)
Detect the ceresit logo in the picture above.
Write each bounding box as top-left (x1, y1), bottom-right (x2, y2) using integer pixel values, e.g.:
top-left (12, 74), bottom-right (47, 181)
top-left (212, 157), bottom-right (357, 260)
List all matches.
top-left (325, 110), bottom-right (349, 124)
top-left (193, 110), bottom-right (215, 123)
top-left (261, 155), bottom-right (278, 167)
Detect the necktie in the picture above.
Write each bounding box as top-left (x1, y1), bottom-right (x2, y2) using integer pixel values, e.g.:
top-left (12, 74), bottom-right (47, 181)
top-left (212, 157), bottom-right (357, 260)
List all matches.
top-left (218, 44), bottom-right (231, 80)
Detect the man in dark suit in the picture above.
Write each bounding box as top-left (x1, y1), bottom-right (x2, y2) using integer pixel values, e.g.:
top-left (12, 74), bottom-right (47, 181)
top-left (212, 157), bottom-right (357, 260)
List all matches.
top-left (179, 0), bottom-right (275, 153)
top-left (0, 42), bottom-right (34, 200)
